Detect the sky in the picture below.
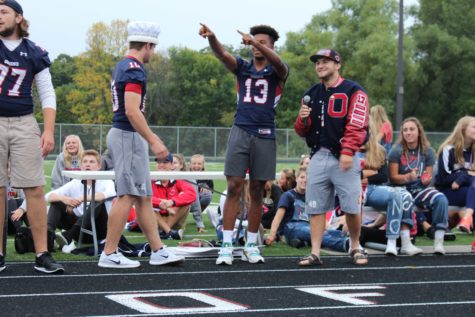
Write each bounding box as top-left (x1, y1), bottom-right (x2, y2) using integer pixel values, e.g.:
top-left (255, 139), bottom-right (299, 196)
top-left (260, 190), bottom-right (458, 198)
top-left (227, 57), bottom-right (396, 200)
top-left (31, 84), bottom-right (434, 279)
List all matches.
top-left (20, 0), bottom-right (333, 60)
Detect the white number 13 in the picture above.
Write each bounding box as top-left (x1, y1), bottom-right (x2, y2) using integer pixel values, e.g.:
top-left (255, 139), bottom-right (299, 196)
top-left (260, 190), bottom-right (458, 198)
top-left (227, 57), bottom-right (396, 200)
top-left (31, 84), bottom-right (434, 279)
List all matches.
top-left (243, 78), bottom-right (269, 104)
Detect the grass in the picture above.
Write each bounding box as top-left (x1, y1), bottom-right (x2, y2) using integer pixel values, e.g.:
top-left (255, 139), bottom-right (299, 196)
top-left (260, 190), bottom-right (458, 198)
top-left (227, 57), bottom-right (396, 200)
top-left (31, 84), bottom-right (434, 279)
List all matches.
top-left (6, 161), bottom-right (472, 263)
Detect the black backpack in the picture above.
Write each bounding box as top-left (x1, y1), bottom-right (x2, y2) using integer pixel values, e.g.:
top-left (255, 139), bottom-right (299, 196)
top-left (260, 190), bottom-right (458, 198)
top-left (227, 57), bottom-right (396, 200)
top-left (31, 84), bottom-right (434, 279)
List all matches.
top-left (14, 227), bottom-right (55, 254)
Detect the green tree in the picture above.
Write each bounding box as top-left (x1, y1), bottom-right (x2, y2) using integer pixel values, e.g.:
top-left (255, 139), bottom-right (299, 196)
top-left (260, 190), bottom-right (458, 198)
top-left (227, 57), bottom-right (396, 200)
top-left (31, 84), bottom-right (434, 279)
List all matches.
top-left (406, 0), bottom-right (475, 130)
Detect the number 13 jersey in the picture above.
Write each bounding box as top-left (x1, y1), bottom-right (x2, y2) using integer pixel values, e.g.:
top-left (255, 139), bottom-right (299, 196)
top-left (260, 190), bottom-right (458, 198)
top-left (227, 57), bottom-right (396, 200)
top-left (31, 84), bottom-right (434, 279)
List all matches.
top-left (233, 56), bottom-right (288, 139)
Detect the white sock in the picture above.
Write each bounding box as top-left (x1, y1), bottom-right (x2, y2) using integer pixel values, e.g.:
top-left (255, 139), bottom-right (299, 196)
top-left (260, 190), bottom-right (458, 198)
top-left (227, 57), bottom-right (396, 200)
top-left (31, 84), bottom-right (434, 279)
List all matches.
top-left (387, 238), bottom-right (397, 249)
top-left (247, 231), bottom-right (258, 244)
top-left (434, 230), bottom-right (445, 240)
top-left (222, 230), bottom-right (233, 245)
top-left (400, 229), bottom-right (411, 246)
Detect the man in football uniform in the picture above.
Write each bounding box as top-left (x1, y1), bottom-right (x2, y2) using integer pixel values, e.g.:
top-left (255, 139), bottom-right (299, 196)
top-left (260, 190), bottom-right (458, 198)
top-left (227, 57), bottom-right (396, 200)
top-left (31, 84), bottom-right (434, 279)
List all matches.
top-left (294, 49), bottom-right (369, 266)
top-left (0, 0), bottom-right (64, 273)
top-left (98, 21), bottom-right (184, 268)
top-left (199, 23), bottom-right (289, 265)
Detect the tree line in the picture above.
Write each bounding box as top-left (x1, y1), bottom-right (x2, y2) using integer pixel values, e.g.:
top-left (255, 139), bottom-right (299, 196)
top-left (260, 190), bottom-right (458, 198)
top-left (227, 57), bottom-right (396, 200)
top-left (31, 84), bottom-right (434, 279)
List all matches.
top-left (34, 0), bottom-right (475, 131)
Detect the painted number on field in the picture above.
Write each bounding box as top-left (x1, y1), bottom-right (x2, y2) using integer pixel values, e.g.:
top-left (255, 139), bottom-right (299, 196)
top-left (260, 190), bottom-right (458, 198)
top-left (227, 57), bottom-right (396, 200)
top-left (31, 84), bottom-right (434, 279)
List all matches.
top-left (106, 291), bottom-right (248, 314)
top-left (297, 286), bottom-right (386, 305)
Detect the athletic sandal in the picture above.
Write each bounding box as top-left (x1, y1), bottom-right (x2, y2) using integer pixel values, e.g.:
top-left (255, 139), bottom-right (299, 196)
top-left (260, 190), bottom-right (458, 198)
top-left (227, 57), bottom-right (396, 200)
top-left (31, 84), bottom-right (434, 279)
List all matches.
top-left (350, 249), bottom-right (368, 266)
top-left (298, 254), bottom-right (322, 266)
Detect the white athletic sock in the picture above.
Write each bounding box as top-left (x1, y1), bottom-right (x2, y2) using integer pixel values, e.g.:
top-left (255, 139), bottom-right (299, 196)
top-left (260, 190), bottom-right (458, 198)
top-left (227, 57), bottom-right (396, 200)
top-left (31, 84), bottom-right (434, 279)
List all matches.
top-left (247, 231), bottom-right (258, 244)
top-left (222, 230), bottom-right (233, 245)
top-left (387, 238), bottom-right (397, 249)
top-left (434, 230), bottom-right (445, 240)
top-left (400, 229), bottom-right (411, 246)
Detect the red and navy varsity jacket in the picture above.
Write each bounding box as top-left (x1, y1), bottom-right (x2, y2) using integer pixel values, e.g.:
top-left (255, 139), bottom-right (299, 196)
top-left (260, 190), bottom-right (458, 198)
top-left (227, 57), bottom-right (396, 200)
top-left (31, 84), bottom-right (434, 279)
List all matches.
top-left (294, 77), bottom-right (369, 158)
top-left (151, 179), bottom-right (196, 213)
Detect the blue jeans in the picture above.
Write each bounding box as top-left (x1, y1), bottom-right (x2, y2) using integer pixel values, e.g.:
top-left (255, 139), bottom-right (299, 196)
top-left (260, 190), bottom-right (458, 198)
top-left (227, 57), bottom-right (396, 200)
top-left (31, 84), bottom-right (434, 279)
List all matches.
top-left (413, 187), bottom-right (448, 230)
top-left (365, 185), bottom-right (414, 239)
top-left (284, 222), bottom-right (348, 252)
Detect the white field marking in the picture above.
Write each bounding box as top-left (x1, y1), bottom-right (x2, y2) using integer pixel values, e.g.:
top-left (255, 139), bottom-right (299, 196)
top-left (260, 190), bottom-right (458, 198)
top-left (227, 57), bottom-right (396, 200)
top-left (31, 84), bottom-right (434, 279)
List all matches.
top-left (297, 286), bottom-right (386, 305)
top-left (106, 292), bottom-right (248, 314)
top-left (1, 279), bottom-right (475, 299)
top-left (2, 263), bottom-right (475, 280)
top-left (84, 301), bottom-right (475, 317)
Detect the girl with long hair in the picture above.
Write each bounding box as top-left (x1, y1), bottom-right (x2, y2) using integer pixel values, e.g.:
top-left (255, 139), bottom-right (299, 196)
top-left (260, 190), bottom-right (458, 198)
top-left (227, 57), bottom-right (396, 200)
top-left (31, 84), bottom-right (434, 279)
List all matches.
top-left (388, 117), bottom-right (449, 254)
top-left (51, 135), bottom-right (84, 189)
top-left (436, 116), bottom-right (475, 250)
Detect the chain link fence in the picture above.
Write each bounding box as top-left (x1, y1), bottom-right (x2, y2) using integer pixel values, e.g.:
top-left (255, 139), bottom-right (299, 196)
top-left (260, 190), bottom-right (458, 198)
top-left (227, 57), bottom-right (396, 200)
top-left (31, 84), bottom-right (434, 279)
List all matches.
top-left (42, 123), bottom-right (450, 161)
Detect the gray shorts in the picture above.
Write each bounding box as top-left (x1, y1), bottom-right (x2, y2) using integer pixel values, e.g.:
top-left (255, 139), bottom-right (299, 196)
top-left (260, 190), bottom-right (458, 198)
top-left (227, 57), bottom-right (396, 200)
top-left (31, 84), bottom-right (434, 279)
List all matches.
top-left (0, 114), bottom-right (45, 188)
top-left (224, 125), bottom-right (276, 180)
top-left (107, 128), bottom-right (152, 197)
top-left (306, 148), bottom-right (362, 215)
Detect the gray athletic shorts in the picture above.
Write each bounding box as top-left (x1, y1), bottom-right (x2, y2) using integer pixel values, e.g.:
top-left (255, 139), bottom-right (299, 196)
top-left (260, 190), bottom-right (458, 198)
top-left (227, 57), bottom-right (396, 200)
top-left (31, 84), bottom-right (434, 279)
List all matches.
top-left (224, 125), bottom-right (276, 181)
top-left (107, 128), bottom-right (152, 197)
top-left (306, 148), bottom-right (362, 215)
top-left (0, 114), bottom-right (45, 188)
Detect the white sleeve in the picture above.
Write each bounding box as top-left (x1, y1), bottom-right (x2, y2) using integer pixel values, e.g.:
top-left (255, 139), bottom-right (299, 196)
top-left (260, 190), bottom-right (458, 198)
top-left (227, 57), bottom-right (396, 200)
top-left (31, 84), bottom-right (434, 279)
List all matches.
top-left (34, 68), bottom-right (57, 110)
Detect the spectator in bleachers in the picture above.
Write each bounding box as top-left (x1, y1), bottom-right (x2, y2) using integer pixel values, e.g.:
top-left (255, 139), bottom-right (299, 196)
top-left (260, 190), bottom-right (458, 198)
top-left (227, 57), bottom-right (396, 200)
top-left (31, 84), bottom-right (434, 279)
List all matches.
top-left (188, 154), bottom-right (214, 232)
top-left (152, 153), bottom-right (196, 240)
top-left (359, 120), bottom-right (422, 256)
top-left (51, 134), bottom-right (84, 189)
top-left (388, 117), bottom-right (449, 254)
top-left (277, 168), bottom-right (296, 193)
top-left (435, 116), bottom-right (475, 249)
top-left (371, 105), bottom-right (393, 154)
top-left (260, 180), bottom-right (283, 229)
top-left (46, 150), bottom-right (116, 253)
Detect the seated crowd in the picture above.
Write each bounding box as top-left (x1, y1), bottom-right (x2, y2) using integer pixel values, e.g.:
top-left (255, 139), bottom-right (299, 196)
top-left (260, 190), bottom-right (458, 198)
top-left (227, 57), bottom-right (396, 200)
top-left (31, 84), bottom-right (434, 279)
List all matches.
top-left (5, 114), bottom-right (475, 264)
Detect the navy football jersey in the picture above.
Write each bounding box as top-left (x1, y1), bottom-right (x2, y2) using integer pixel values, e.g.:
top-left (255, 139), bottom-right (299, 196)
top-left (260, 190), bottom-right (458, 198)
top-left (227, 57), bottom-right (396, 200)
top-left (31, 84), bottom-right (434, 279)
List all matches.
top-left (111, 56), bottom-right (147, 131)
top-left (0, 39), bottom-right (51, 117)
top-left (233, 56), bottom-right (286, 139)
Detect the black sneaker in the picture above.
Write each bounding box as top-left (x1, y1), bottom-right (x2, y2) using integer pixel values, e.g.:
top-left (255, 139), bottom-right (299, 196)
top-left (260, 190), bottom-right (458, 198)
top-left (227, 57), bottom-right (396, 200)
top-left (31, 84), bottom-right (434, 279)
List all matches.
top-left (0, 254), bottom-right (5, 273)
top-left (289, 238), bottom-right (308, 249)
top-left (34, 252), bottom-right (65, 274)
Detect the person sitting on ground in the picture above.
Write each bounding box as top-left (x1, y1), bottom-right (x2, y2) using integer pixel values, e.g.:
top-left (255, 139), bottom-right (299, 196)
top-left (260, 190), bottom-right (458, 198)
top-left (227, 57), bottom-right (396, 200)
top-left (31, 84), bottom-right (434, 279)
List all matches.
top-left (277, 168), bottom-right (296, 193)
top-left (46, 150), bottom-right (116, 253)
top-left (265, 167), bottom-right (350, 253)
top-left (299, 154), bottom-right (310, 168)
top-left (435, 116), bottom-right (475, 250)
top-left (359, 120), bottom-right (422, 256)
top-left (152, 153), bottom-right (196, 240)
top-left (188, 154), bottom-right (214, 233)
top-left (388, 117), bottom-right (449, 255)
top-left (260, 180), bottom-right (283, 229)
top-left (51, 134), bottom-right (84, 189)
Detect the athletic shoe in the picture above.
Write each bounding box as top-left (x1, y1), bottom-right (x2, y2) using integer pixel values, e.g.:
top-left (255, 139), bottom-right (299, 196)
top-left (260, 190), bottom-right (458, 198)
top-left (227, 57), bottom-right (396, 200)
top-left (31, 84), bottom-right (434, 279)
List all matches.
top-left (400, 243), bottom-right (423, 256)
top-left (149, 247), bottom-right (185, 265)
top-left (98, 251), bottom-right (140, 268)
top-left (242, 243), bottom-right (265, 264)
top-left (34, 252), bottom-right (65, 274)
top-left (0, 254), bottom-right (5, 273)
top-left (55, 231), bottom-right (69, 249)
top-left (62, 241), bottom-right (77, 254)
top-left (216, 243), bottom-right (234, 265)
top-left (168, 229), bottom-right (182, 240)
top-left (385, 244), bottom-right (398, 256)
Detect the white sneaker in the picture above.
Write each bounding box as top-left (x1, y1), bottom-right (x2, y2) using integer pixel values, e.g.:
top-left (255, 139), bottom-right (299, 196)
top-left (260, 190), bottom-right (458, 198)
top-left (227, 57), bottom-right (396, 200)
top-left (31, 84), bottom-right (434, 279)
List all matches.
top-left (62, 241), bottom-right (76, 254)
top-left (400, 243), bottom-right (423, 256)
top-left (434, 238), bottom-right (446, 255)
top-left (216, 243), bottom-right (234, 265)
top-left (242, 243), bottom-right (265, 264)
top-left (385, 244), bottom-right (398, 256)
top-left (150, 247), bottom-right (185, 265)
top-left (98, 251), bottom-right (140, 268)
